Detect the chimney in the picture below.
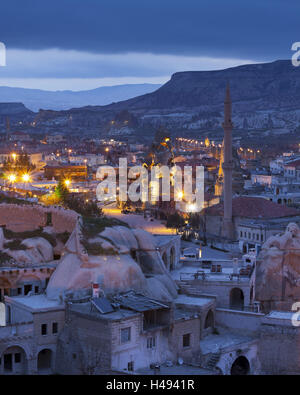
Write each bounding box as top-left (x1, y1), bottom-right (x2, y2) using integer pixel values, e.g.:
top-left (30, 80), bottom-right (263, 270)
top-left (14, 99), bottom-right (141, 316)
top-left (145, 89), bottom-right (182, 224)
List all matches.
top-left (92, 283), bottom-right (100, 298)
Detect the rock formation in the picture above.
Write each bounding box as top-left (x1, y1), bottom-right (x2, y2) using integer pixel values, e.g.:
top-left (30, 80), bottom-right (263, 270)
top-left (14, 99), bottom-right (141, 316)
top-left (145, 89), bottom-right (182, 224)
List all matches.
top-left (255, 223), bottom-right (300, 311)
top-left (46, 222), bottom-right (178, 302)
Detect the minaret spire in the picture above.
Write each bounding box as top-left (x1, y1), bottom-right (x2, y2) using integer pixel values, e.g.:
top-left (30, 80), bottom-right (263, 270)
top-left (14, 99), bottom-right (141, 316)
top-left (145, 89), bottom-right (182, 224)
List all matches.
top-left (221, 83), bottom-right (234, 239)
top-left (224, 83), bottom-right (232, 128)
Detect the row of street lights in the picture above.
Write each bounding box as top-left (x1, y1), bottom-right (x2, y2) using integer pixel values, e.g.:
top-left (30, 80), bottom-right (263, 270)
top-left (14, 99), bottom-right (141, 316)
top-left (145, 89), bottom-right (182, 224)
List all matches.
top-left (7, 173), bottom-right (31, 184)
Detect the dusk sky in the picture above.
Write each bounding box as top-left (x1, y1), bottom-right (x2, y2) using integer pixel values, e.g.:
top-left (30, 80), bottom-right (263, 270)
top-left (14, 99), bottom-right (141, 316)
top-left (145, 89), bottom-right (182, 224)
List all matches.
top-left (0, 0), bottom-right (298, 90)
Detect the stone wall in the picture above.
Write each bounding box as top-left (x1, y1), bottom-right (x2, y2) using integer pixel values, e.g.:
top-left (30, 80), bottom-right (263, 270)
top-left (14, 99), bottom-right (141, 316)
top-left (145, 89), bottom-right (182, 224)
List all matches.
top-left (55, 311), bottom-right (112, 374)
top-left (216, 308), bottom-right (263, 332)
top-left (170, 317), bottom-right (201, 364)
top-left (0, 204), bottom-right (78, 233)
top-left (259, 316), bottom-right (300, 374)
top-left (180, 281), bottom-right (251, 309)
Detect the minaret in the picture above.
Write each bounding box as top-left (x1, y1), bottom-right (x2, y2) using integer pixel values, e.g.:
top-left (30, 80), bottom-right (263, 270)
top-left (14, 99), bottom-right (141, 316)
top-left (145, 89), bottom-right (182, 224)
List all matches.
top-left (221, 84), bottom-right (234, 239)
top-left (214, 140), bottom-right (224, 197)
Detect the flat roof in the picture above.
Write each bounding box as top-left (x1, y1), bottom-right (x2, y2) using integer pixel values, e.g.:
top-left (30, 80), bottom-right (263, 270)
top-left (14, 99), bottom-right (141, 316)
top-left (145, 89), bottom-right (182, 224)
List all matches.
top-left (266, 311), bottom-right (300, 321)
top-left (69, 301), bottom-right (139, 321)
top-left (7, 294), bottom-right (64, 312)
top-left (200, 327), bottom-right (256, 355)
top-left (175, 294), bottom-right (214, 307)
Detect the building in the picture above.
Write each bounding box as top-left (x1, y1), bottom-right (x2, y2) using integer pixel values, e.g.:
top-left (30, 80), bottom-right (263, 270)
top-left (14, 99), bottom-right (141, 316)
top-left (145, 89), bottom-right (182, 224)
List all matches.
top-left (0, 202), bottom-right (299, 374)
top-left (203, 196), bottom-right (300, 242)
top-left (44, 163), bottom-right (88, 181)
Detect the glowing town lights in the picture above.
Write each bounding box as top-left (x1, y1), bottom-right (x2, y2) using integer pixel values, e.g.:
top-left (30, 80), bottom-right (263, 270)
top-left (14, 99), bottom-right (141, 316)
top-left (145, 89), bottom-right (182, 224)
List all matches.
top-left (165, 137), bottom-right (170, 142)
top-left (22, 174), bottom-right (30, 182)
top-left (11, 153), bottom-right (17, 160)
top-left (187, 203), bottom-right (197, 212)
top-left (177, 191), bottom-right (184, 199)
top-left (8, 174), bottom-right (16, 183)
top-left (64, 179), bottom-right (71, 187)
top-left (105, 147), bottom-right (109, 152)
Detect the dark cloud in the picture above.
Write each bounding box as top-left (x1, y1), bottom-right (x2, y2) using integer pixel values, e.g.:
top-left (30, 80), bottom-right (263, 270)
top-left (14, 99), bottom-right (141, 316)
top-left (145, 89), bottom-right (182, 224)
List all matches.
top-left (0, 0), bottom-right (298, 60)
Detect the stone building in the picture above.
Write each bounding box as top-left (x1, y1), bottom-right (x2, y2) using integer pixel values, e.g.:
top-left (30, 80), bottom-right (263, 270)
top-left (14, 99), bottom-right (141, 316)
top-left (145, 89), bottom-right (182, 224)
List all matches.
top-left (0, 203), bottom-right (300, 375)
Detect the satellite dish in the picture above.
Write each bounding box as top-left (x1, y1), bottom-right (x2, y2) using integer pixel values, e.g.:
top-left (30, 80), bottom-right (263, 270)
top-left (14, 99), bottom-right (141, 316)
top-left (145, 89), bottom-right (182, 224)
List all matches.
top-left (178, 357), bottom-right (183, 365)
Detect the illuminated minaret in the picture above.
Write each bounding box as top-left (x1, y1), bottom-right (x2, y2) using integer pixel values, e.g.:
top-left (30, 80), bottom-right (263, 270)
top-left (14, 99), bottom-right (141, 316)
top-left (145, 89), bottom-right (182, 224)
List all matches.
top-left (221, 84), bottom-right (234, 239)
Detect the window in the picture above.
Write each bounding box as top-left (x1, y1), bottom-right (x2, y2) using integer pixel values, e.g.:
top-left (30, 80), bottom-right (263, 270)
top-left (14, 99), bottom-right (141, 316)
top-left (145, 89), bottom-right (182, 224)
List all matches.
top-left (121, 327), bottom-right (131, 343)
top-left (6, 306), bottom-right (11, 324)
top-left (147, 336), bottom-right (156, 349)
top-left (72, 353), bottom-right (77, 360)
top-left (34, 286), bottom-right (39, 294)
top-left (182, 333), bottom-right (191, 348)
top-left (24, 284), bottom-right (32, 295)
top-left (46, 212), bottom-right (52, 226)
top-left (128, 361), bottom-right (134, 371)
top-left (240, 231), bottom-right (242, 238)
top-left (52, 322), bottom-right (58, 334)
top-left (14, 353), bottom-right (21, 363)
top-left (41, 324), bottom-right (47, 336)
top-left (256, 234), bottom-right (259, 241)
top-left (17, 288), bottom-right (22, 295)
top-left (4, 354), bottom-right (12, 371)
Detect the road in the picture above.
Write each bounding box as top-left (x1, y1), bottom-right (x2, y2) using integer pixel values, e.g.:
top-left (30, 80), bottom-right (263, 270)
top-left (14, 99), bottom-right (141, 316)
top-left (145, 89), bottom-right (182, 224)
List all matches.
top-left (102, 207), bottom-right (176, 235)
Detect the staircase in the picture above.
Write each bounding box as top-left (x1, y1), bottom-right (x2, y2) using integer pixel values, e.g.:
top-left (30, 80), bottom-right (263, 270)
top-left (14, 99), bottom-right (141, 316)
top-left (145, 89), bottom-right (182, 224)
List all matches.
top-left (205, 352), bottom-right (221, 370)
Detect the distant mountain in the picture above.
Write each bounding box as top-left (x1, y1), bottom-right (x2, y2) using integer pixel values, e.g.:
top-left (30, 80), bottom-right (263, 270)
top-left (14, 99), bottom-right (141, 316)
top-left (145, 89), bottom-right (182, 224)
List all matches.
top-left (16, 60), bottom-right (300, 136)
top-left (0, 102), bottom-right (33, 115)
top-left (0, 102), bottom-right (34, 126)
top-left (0, 84), bottom-right (162, 111)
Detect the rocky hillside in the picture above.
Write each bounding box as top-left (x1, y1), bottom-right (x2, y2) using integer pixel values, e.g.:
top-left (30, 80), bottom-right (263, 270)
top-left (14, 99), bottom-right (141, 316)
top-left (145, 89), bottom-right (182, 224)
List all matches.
top-left (27, 60), bottom-right (300, 135)
top-left (0, 102), bottom-right (33, 116)
top-left (112, 60), bottom-right (300, 112)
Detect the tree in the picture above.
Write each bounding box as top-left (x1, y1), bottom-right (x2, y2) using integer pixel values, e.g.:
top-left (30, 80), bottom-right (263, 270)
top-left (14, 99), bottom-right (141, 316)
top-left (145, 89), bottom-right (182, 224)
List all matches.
top-left (65, 195), bottom-right (103, 217)
top-left (166, 212), bottom-right (185, 232)
top-left (55, 180), bottom-right (69, 202)
top-left (3, 152), bottom-right (35, 176)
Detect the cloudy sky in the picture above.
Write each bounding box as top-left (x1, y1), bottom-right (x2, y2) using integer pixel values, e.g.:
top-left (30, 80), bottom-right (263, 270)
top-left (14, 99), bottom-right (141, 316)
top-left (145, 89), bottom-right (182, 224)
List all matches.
top-left (0, 0), bottom-right (298, 90)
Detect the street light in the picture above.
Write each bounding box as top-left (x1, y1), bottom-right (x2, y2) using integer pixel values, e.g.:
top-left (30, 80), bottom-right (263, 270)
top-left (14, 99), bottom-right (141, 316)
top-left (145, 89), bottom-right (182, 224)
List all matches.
top-left (22, 174), bottom-right (30, 183)
top-left (8, 174), bottom-right (16, 183)
top-left (64, 179), bottom-right (71, 187)
top-left (177, 191), bottom-right (184, 200)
